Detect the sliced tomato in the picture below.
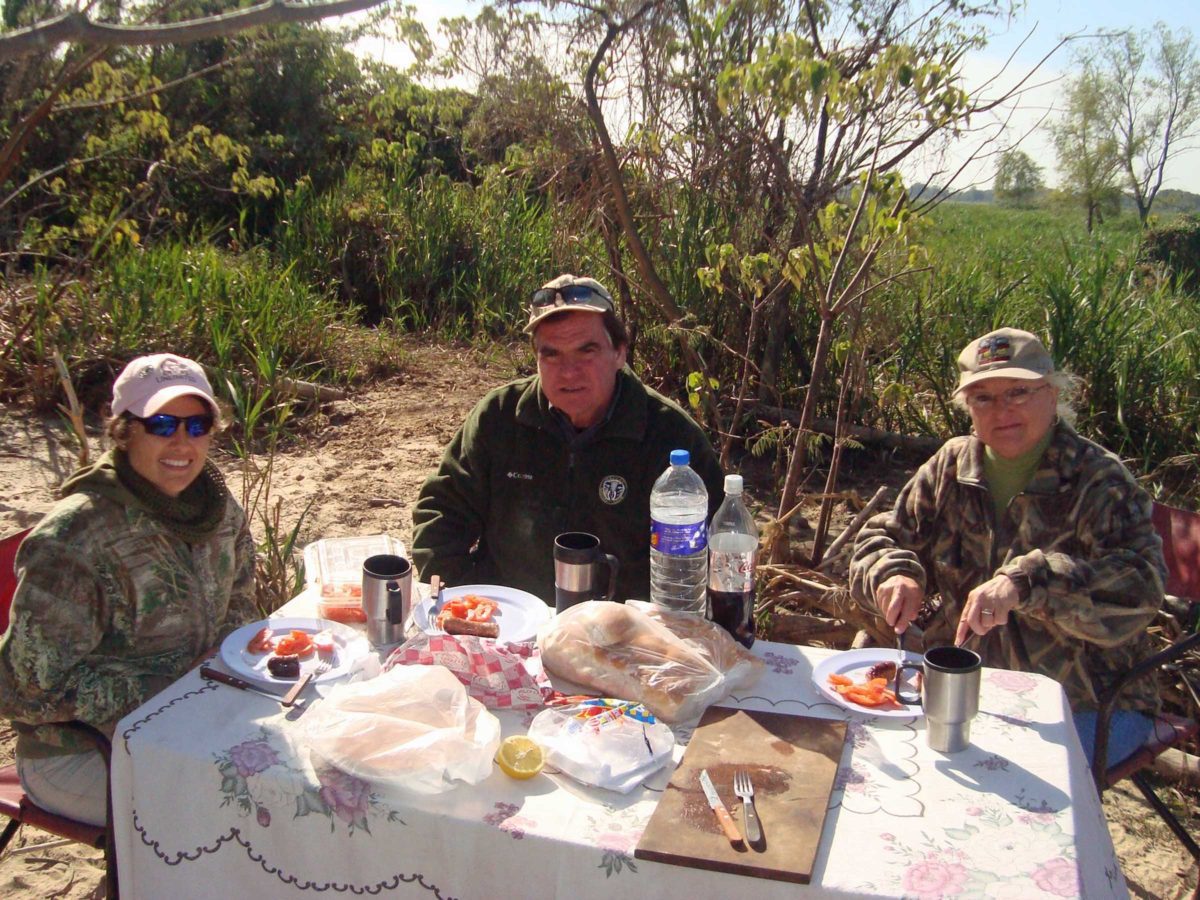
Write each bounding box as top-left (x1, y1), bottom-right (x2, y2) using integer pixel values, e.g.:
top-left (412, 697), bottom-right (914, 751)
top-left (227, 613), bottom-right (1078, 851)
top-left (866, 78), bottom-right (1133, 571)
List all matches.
top-left (246, 626), bottom-right (275, 654)
top-left (274, 630), bottom-right (315, 659)
top-left (827, 673), bottom-right (854, 686)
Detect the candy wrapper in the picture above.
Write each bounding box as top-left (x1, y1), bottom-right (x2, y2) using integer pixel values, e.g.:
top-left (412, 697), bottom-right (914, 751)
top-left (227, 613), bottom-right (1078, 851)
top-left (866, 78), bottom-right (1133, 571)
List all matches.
top-left (384, 633), bottom-right (554, 709)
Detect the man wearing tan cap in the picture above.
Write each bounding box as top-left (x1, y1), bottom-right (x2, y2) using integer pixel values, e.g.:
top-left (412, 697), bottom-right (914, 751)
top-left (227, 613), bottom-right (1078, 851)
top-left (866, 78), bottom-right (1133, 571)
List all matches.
top-left (850, 328), bottom-right (1165, 767)
top-left (412, 274), bottom-right (723, 603)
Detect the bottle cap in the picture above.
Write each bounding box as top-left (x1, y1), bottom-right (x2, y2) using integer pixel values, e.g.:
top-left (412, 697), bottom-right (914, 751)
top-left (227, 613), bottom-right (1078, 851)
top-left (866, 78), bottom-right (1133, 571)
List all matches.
top-left (669, 449), bottom-right (690, 466)
top-left (724, 474), bottom-right (743, 494)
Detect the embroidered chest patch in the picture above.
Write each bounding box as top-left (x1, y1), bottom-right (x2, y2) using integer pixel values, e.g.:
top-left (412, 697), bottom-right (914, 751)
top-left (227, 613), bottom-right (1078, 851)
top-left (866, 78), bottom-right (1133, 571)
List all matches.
top-left (599, 476), bottom-right (627, 506)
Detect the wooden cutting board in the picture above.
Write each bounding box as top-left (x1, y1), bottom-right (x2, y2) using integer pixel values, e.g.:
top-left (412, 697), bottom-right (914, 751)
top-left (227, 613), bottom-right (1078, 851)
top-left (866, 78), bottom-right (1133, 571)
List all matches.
top-left (634, 706), bottom-right (846, 884)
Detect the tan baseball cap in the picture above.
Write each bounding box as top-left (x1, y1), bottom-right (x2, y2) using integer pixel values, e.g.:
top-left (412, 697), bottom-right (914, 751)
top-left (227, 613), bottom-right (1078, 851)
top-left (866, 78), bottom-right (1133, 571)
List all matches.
top-left (955, 328), bottom-right (1055, 394)
top-left (524, 275), bottom-right (614, 334)
top-left (111, 353), bottom-right (217, 417)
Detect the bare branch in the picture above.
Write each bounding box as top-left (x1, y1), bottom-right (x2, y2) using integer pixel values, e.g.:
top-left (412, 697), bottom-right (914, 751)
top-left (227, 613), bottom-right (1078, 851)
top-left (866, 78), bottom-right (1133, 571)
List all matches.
top-left (0, 0), bottom-right (388, 63)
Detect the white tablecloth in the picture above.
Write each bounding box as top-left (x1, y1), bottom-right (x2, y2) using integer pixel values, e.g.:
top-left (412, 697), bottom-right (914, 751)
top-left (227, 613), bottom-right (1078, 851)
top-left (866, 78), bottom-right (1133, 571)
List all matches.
top-left (112, 592), bottom-right (1127, 899)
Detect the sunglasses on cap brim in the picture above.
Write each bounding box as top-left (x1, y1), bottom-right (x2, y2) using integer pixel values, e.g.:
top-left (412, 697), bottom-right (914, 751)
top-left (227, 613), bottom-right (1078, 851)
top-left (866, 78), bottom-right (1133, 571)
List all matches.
top-left (134, 413), bottom-right (215, 438)
top-left (529, 284), bottom-right (612, 313)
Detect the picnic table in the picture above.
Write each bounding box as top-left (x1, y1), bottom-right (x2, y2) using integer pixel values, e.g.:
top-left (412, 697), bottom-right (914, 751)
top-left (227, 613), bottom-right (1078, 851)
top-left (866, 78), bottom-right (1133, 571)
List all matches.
top-left (110, 589), bottom-right (1127, 898)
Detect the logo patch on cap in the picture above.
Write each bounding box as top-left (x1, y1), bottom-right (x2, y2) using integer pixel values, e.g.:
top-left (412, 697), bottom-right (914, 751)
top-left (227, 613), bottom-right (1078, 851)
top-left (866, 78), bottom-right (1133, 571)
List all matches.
top-left (599, 476), bottom-right (627, 506)
top-left (976, 335), bottom-right (1012, 367)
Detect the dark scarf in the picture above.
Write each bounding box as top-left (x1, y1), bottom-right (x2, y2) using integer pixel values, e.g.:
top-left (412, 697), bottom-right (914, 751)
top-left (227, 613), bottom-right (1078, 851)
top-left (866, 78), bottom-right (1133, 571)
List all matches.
top-left (60, 448), bottom-right (228, 544)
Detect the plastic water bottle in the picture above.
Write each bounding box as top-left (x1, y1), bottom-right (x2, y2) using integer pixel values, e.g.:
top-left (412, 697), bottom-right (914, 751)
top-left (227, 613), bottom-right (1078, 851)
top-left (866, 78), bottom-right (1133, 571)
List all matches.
top-left (708, 474), bottom-right (759, 648)
top-left (649, 449), bottom-right (709, 613)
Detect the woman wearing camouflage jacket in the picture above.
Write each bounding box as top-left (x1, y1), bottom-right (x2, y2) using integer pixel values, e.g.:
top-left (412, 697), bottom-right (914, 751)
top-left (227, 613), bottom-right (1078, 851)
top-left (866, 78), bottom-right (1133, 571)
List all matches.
top-left (851, 329), bottom-right (1166, 767)
top-left (0, 354), bottom-right (257, 825)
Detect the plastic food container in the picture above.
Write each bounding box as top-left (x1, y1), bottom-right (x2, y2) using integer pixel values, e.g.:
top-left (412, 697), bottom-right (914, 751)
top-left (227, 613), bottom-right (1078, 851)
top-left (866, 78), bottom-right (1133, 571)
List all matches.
top-left (303, 534), bottom-right (406, 624)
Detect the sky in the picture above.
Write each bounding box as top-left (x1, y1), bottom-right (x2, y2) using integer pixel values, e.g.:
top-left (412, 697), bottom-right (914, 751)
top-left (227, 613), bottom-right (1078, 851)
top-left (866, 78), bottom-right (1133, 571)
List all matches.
top-left (352, 1), bottom-right (1200, 196)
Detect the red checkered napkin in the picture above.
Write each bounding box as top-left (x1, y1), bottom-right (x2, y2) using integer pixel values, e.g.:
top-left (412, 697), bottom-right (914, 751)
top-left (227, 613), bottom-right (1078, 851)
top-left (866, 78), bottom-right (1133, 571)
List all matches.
top-left (383, 634), bottom-right (553, 709)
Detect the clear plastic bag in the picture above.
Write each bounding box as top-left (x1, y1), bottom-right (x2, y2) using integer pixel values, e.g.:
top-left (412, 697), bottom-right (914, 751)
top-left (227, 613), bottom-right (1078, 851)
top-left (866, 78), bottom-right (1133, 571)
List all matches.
top-left (536, 600), bottom-right (764, 722)
top-left (528, 699), bottom-right (675, 793)
top-left (382, 633), bottom-right (553, 710)
top-left (305, 664), bottom-right (501, 794)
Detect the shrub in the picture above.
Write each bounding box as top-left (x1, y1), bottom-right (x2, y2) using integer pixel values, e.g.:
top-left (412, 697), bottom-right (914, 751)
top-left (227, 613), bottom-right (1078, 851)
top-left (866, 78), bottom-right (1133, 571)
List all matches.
top-left (1139, 214), bottom-right (1200, 292)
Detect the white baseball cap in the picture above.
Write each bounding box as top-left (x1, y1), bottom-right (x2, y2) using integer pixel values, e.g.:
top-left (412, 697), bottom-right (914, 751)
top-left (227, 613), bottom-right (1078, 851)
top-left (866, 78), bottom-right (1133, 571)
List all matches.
top-left (111, 353), bottom-right (217, 417)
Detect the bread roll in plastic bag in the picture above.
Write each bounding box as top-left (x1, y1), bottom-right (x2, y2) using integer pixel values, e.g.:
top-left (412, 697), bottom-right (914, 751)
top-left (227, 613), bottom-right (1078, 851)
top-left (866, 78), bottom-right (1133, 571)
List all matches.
top-left (528, 698), bottom-right (675, 793)
top-left (305, 664), bottom-right (501, 793)
top-left (536, 600), bottom-right (763, 722)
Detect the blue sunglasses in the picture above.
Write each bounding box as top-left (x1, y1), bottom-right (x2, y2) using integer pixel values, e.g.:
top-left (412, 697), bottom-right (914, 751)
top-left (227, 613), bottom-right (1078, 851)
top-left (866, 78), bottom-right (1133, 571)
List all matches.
top-left (134, 413), bottom-right (215, 438)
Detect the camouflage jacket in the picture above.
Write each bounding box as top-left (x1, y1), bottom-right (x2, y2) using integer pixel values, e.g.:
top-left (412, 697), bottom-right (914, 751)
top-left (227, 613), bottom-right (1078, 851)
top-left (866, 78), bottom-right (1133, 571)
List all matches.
top-left (850, 421), bottom-right (1165, 715)
top-left (0, 489), bottom-right (257, 755)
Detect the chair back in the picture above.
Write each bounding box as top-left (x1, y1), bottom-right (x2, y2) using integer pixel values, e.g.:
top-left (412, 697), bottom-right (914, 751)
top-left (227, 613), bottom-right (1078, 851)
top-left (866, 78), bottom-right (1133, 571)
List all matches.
top-left (0, 527), bottom-right (32, 635)
top-left (1151, 502), bottom-right (1200, 601)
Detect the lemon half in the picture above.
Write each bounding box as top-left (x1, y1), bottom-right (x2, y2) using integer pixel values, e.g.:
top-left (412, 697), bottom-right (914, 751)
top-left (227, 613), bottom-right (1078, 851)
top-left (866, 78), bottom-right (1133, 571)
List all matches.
top-left (495, 735), bottom-right (545, 779)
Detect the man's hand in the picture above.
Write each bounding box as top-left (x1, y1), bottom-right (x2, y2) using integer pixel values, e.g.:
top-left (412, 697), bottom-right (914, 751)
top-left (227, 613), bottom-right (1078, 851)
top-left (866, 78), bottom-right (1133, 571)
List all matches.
top-left (954, 574), bottom-right (1022, 646)
top-left (875, 574), bottom-right (923, 634)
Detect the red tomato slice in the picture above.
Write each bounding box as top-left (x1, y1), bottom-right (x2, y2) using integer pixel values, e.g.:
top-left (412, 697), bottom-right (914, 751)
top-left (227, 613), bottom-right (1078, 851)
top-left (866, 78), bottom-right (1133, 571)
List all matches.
top-left (274, 631), bottom-right (315, 659)
top-left (312, 631), bottom-right (336, 654)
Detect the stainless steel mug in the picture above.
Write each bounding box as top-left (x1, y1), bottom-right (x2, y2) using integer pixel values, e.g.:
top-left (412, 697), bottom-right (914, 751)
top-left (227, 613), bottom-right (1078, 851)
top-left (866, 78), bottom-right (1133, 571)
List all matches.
top-left (361, 554), bottom-right (411, 647)
top-left (896, 646), bottom-right (982, 753)
top-left (553, 532), bottom-right (619, 614)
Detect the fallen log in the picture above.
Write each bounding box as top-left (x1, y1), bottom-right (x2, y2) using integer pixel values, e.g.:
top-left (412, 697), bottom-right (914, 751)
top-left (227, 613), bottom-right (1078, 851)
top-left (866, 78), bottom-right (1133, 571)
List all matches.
top-left (817, 484), bottom-right (891, 570)
top-left (754, 404), bottom-right (944, 455)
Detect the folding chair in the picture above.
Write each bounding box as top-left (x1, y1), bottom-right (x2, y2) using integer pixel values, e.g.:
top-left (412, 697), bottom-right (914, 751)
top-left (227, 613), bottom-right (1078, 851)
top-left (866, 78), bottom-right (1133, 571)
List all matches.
top-left (1093, 501), bottom-right (1200, 865)
top-left (0, 527), bottom-right (118, 897)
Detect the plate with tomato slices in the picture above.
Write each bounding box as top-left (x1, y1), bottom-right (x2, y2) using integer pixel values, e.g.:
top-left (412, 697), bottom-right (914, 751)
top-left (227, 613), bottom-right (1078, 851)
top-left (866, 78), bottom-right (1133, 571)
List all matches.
top-left (412, 584), bottom-right (551, 644)
top-left (811, 648), bottom-right (925, 717)
top-left (219, 617), bottom-right (371, 687)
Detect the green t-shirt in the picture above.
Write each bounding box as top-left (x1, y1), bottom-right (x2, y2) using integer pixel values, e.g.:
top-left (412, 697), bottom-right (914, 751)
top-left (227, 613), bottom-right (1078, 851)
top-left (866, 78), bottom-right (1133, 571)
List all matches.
top-left (984, 427), bottom-right (1055, 517)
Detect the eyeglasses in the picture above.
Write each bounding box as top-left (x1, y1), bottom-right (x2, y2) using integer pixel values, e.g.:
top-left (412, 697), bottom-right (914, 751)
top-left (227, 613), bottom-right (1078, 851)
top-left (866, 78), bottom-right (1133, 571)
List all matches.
top-left (134, 413), bottom-right (215, 438)
top-left (529, 284), bottom-right (613, 315)
top-left (964, 383), bottom-right (1050, 411)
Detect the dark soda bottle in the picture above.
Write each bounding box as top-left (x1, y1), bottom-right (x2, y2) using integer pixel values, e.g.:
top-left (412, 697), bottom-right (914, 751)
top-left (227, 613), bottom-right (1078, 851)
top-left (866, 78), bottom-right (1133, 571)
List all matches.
top-left (707, 475), bottom-right (758, 648)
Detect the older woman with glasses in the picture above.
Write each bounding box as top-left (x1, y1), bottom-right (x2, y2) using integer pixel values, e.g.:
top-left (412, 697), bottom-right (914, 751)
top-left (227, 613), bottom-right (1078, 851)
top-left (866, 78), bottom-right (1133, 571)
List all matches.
top-left (850, 328), bottom-right (1165, 766)
top-left (0, 353), bottom-right (257, 824)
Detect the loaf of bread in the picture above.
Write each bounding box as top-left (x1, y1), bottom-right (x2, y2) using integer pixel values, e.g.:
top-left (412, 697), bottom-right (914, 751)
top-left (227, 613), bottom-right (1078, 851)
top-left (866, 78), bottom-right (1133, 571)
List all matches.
top-left (536, 600), bottom-right (763, 722)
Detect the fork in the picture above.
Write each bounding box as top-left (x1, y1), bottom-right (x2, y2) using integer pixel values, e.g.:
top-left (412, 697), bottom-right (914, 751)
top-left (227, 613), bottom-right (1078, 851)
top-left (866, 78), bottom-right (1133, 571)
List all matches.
top-left (732, 769), bottom-right (761, 844)
top-left (282, 654), bottom-right (331, 705)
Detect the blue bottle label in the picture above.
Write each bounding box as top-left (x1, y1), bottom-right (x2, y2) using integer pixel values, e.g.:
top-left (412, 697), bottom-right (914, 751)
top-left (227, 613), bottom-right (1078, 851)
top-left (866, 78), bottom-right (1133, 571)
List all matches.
top-left (651, 520), bottom-right (708, 555)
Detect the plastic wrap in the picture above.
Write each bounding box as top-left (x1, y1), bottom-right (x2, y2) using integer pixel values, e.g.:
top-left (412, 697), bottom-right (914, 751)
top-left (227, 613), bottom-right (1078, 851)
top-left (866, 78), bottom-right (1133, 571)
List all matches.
top-left (382, 633), bottom-right (553, 709)
top-left (536, 600), bottom-right (764, 722)
top-left (528, 699), bottom-right (675, 793)
top-left (304, 665), bottom-right (500, 793)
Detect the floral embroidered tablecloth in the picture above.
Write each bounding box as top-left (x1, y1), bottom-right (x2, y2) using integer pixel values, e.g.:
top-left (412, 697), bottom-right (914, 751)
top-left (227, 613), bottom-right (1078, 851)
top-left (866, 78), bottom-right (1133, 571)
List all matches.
top-left (111, 594), bottom-right (1125, 899)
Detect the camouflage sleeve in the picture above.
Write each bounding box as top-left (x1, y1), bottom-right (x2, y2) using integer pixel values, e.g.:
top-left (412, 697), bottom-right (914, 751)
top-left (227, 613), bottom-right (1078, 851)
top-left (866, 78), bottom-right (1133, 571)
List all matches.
top-left (411, 407), bottom-right (489, 587)
top-left (217, 501), bottom-right (259, 638)
top-left (849, 449), bottom-right (946, 608)
top-left (999, 464), bottom-right (1165, 648)
top-left (0, 531), bottom-right (171, 735)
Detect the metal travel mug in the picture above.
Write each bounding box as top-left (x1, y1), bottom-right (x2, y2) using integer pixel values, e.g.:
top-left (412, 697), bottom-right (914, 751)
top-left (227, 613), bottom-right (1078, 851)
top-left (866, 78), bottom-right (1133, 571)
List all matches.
top-left (553, 532), bottom-right (620, 614)
top-left (896, 646), bottom-right (982, 753)
top-left (361, 554), bottom-right (412, 647)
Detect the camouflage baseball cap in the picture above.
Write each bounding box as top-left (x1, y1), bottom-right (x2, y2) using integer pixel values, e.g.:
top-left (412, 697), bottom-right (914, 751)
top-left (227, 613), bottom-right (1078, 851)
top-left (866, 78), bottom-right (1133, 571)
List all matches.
top-left (955, 328), bottom-right (1055, 394)
top-left (524, 275), bottom-right (614, 334)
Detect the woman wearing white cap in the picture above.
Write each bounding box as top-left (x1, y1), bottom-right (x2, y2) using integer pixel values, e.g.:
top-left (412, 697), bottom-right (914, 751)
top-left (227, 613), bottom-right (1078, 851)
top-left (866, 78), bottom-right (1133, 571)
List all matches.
top-left (0, 353), bottom-right (258, 824)
top-left (850, 329), bottom-right (1166, 767)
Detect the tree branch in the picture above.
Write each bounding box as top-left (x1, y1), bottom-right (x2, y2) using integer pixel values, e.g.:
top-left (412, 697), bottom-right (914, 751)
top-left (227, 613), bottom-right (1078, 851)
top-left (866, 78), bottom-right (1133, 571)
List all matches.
top-left (0, 0), bottom-right (388, 63)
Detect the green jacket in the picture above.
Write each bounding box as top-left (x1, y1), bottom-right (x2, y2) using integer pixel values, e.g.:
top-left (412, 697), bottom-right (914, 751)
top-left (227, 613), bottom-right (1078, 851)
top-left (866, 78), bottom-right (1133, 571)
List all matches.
top-left (850, 421), bottom-right (1165, 715)
top-left (411, 369), bottom-right (724, 603)
top-left (0, 486), bottom-right (257, 755)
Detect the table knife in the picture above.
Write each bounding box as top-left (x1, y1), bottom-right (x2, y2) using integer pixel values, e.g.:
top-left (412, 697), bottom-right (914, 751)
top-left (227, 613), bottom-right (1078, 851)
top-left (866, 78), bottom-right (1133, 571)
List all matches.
top-left (699, 769), bottom-right (743, 845)
top-left (199, 665), bottom-right (296, 706)
top-left (281, 671), bottom-right (314, 706)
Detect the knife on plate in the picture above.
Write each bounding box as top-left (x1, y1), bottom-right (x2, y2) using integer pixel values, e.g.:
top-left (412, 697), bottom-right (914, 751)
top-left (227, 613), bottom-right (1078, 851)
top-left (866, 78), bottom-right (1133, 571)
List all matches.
top-left (699, 769), bottom-right (743, 845)
top-left (199, 665), bottom-right (298, 707)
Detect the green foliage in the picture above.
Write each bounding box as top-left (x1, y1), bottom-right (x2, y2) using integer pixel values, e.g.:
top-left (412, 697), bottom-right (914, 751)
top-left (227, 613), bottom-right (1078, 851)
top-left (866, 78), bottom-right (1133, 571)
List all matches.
top-left (1139, 214), bottom-right (1200, 291)
top-left (993, 149), bottom-right (1043, 207)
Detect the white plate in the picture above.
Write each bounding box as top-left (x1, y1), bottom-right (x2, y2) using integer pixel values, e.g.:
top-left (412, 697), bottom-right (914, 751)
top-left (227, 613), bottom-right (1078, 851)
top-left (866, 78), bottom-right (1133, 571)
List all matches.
top-left (811, 648), bottom-right (924, 718)
top-left (219, 617), bottom-right (371, 687)
top-left (412, 584), bottom-right (552, 644)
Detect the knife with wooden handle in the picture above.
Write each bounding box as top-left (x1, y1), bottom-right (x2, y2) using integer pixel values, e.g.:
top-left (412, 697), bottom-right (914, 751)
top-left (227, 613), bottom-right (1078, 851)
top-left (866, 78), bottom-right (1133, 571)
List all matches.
top-left (199, 665), bottom-right (295, 706)
top-left (699, 769), bottom-right (743, 846)
top-left (281, 671), bottom-right (313, 706)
